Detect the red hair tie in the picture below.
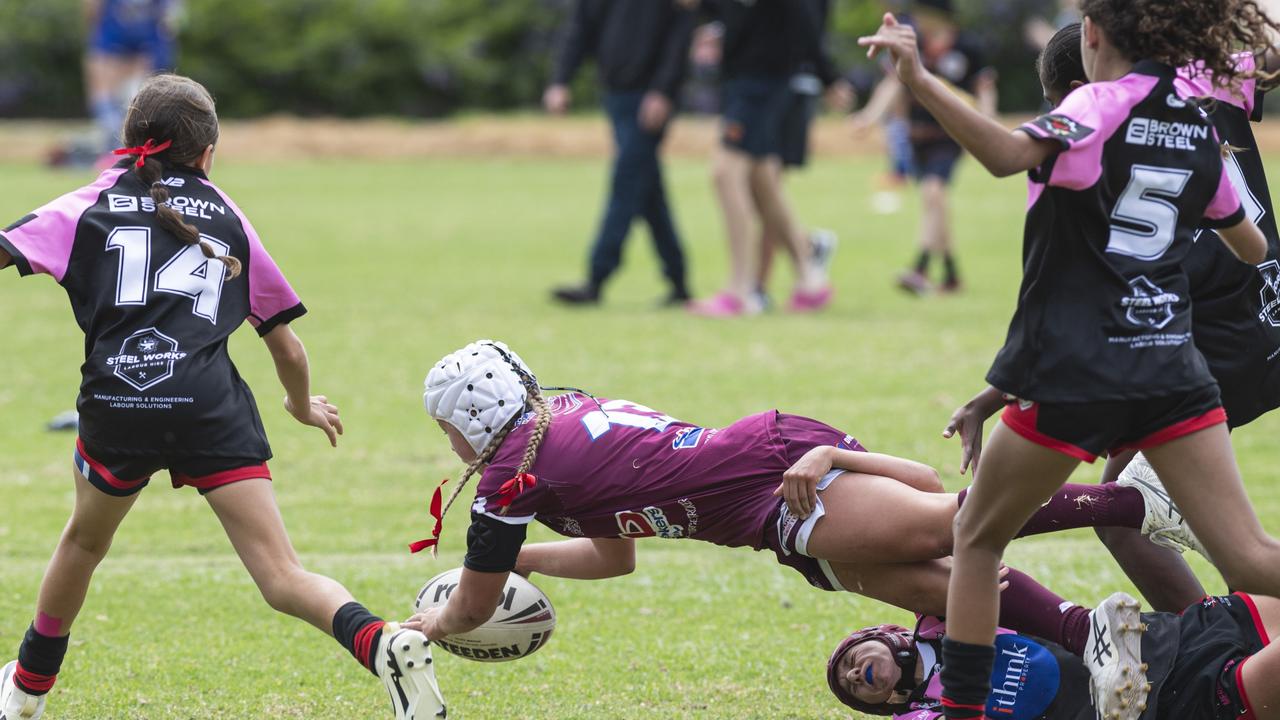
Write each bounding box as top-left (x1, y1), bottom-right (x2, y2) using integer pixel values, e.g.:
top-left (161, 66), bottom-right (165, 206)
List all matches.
top-left (112, 138), bottom-right (173, 168)
top-left (409, 478), bottom-right (449, 556)
top-left (494, 473), bottom-right (537, 514)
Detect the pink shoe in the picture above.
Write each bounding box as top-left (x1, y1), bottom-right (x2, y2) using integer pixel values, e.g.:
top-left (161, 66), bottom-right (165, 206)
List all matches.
top-left (896, 270), bottom-right (933, 296)
top-left (687, 291), bottom-right (747, 317)
top-left (787, 286), bottom-right (833, 312)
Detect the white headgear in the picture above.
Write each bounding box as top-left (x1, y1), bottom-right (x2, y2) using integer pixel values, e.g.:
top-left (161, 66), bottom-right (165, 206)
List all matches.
top-left (424, 340), bottom-right (535, 455)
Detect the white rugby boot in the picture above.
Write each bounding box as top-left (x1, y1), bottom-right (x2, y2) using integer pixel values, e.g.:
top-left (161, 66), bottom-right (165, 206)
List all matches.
top-left (375, 624), bottom-right (446, 719)
top-left (1118, 452), bottom-right (1209, 558)
top-left (0, 661), bottom-right (45, 720)
top-left (1083, 593), bottom-right (1150, 720)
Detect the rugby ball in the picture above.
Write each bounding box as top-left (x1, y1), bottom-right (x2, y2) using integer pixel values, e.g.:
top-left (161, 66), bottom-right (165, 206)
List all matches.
top-left (413, 568), bottom-right (556, 662)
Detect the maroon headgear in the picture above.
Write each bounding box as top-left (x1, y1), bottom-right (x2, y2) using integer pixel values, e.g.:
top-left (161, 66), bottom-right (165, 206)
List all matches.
top-left (826, 624), bottom-right (920, 715)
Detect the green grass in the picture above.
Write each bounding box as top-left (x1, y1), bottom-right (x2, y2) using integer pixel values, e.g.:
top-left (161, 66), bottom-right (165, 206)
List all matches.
top-left (2, 149), bottom-right (1280, 719)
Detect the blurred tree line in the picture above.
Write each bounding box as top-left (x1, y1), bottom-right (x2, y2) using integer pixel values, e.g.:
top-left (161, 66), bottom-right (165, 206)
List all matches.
top-left (0, 0), bottom-right (1057, 119)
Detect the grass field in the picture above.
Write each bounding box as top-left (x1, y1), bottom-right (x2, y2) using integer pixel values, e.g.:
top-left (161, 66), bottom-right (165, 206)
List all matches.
top-left (2, 143), bottom-right (1280, 719)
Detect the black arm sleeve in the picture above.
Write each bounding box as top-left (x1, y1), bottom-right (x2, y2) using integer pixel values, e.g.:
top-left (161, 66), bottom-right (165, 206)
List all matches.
top-left (649, 6), bottom-right (698, 99)
top-left (552, 0), bottom-right (592, 86)
top-left (463, 512), bottom-right (529, 573)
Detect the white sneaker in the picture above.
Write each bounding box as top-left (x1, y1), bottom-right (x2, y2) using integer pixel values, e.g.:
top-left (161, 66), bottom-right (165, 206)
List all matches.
top-left (1083, 593), bottom-right (1150, 720)
top-left (1117, 453), bottom-right (1209, 558)
top-left (0, 661), bottom-right (45, 720)
top-left (809, 229), bottom-right (839, 281)
top-left (375, 625), bottom-right (446, 719)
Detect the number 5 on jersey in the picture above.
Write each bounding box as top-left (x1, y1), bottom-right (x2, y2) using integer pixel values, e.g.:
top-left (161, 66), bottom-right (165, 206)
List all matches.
top-left (106, 226), bottom-right (229, 322)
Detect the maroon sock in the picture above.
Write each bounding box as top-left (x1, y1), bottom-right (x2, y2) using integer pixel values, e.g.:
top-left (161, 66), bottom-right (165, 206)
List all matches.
top-left (997, 567), bottom-right (1091, 656)
top-left (957, 484), bottom-right (1144, 538)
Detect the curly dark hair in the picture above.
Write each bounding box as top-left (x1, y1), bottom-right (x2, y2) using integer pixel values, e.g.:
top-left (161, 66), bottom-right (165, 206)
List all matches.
top-left (1080, 0), bottom-right (1279, 89)
top-left (1038, 23), bottom-right (1085, 102)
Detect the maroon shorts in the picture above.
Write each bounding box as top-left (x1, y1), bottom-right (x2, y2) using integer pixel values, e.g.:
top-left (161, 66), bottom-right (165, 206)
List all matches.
top-left (74, 438), bottom-right (270, 497)
top-left (763, 414), bottom-right (866, 592)
top-left (1000, 385), bottom-right (1225, 463)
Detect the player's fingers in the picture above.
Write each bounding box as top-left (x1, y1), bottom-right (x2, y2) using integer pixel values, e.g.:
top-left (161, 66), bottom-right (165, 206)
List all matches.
top-left (942, 421), bottom-right (957, 439)
top-left (806, 484), bottom-right (818, 516)
top-left (321, 420), bottom-right (338, 447)
top-left (332, 415), bottom-right (345, 436)
top-left (773, 482), bottom-right (784, 497)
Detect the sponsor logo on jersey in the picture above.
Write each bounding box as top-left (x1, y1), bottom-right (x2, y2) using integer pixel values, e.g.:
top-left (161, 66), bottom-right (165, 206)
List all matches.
top-left (1166, 93), bottom-right (1189, 109)
top-left (672, 427), bottom-right (704, 450)
top-left (107, 327), bottom-right (187, 391)
top-left (1121, 276), bottom-right (1179, 330)
top-left (107, 193), bottom-right (226, 219)
top-left (1257, 260), bottom-right (1280, 327)
top-left (985, 635), bottom-right (1060, 719)
top-left (615, 506), bottom-right (685, 539)
top-left (553, 516), bottom-right (584, 537)
top-left (1031, 114), bottom-right (1094, 142)
top-left (1125, 117), bottom-right (1209, 151)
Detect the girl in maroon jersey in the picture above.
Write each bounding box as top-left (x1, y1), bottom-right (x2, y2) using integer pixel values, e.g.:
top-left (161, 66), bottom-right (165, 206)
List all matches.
top-left (405, 340), bottom-right (1201, 670)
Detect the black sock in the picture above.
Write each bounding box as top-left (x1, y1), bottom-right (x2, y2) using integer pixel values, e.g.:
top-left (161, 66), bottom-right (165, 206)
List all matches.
top-left (943, 253), bottom-right (959, 285)
top-left (914, 250), bottom-right (932, 275)
top-left (332, 602), bottom-right (386, 677)
top-left (15, 625), bottom-right (69, 696)
top-left (940, 638), bottom-right (995, 719)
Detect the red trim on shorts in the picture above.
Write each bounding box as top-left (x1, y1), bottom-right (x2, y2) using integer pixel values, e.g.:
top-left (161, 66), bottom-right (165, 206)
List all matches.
top-left (1235, 657), bottom-right (1257, 720)
top-left (75, 438), bottom-right (149, 491)
top-left (13, 662), bottom-right (56, 693)
top-left (999, 404), bottom-right (1098, 463)
top-left (1114, 407), bottom-right (1228, 454)
top-left (170, 463), bottom-right (271, 491)
top-left (1235, 592), bottom-right (1272, 646)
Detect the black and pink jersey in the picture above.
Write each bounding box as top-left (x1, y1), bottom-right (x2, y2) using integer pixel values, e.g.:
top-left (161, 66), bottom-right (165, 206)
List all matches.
top-left (0, 165), bottom-right (303, 457)
top-left (473, 394), bottom-right (807, 550)
top-left (1175, 54), bottom-right (1280, 427)
top-left (988, 61), bottom-right (1244, 403)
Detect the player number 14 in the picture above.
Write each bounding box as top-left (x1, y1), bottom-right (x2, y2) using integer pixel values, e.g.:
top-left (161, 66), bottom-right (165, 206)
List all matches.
top-left (105, 226), bottom-right (228, 323)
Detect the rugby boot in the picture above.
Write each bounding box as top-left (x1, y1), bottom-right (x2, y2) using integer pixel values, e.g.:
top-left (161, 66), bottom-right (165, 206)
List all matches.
top-left (375, 624), bottom-right (446, 719)
top-left (0, 662), bottom-right (45, 720)
top-left (1118, 453), bottom-right (1209, 558)
top-left (1083, 593), bottom-right (1150, 720)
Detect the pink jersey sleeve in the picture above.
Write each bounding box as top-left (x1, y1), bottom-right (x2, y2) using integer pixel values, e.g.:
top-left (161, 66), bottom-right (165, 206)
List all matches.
top-left (199, 179), bottom-right (305, 335)
top-left (0, 169), bottom-right (125, 282)
top-left (894, 711), bottom-right (942, 720)
top-left (1177, 52), bottom-right (1258, 117)
top-left (1204, 159), bottom-right (1246, 227)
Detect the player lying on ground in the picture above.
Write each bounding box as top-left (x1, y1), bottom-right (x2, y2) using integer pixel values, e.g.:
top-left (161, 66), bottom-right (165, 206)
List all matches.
top-left (860, 2), bottom-right (1280, 718)
top-left (402, 340), bottom-right (1202, 662)
top-left (828, 591), bottom-right (1278, 720)
top-left (948, 22), bottom-right (1280, 615)
top-left (0, 75), bottom-right (442, 720)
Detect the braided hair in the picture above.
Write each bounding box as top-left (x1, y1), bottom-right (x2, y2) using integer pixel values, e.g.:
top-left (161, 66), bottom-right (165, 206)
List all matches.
top-left (121, 74), bottom-right (240, 280)
top-left (437, 359), bottom-right (554, 525)
top-left (1038, 23), bottom-right (1085, 104)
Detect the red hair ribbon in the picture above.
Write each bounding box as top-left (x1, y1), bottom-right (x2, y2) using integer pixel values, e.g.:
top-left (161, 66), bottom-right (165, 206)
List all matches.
top-left (409, 478), bottom-right (449, 556)
top-left (494, 473), bottom-right (537, 513)
top-left (112, 138), bottom-right (173, 168)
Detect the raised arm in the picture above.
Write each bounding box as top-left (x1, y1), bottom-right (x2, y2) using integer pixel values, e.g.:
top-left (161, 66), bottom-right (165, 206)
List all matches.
top-left (262, 324), bottom-right (343, 446)
top-left (516, 537), bottom-right (636, 580)
top-left (859, 14), bottom-right (1054, 177)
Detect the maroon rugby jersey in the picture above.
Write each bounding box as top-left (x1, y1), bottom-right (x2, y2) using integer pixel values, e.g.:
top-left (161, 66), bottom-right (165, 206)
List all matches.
top-left (473, 394), bottom-right (797, 550)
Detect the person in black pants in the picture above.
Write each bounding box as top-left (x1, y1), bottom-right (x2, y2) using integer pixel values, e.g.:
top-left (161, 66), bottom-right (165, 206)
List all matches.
top-left (545, 0), bottom-right (696, 307)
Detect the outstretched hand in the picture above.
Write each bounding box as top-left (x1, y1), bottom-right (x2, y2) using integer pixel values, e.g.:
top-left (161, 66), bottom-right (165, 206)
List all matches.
top-left (942, 402), bottom-right (987, 477)
top-left (858, 14), bottom-right (926, 87)
top-left (285, 394), bottom-right (344, 447)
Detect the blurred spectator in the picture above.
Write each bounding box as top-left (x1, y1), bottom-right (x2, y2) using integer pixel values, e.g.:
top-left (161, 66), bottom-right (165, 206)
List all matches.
top-left (753, 0), bottom-right (853, 309)
top-left (545, 0), bottom-right (697, 307)
top-left (85, 0), bottom-right (178, 156)
top-left (892, 0), bottom-right (996, 296)
top-left (682, 21), bottom-right (724, 115)
top-left (1025, 0), bottom-right (1081, 50)
top-left (688, 0), bottom-right (839, 317)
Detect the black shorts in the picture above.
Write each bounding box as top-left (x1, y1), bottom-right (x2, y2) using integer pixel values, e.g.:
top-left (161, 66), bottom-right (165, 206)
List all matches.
top-left (75, 438), bottom-right (271, 497)
top-left (999, 384), bottom-right (1225, 462)
top-left (1154, 593), bottom-right (1271, 720)
top-left (779, 91), bottom-right (818, 168)
top-left (911, 140), bottom-right (963, 183)
top-left (721, 75), bottom-right (793, 159)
